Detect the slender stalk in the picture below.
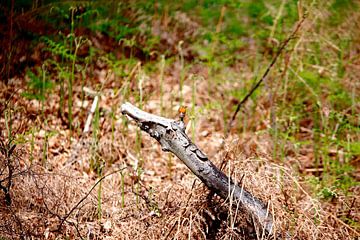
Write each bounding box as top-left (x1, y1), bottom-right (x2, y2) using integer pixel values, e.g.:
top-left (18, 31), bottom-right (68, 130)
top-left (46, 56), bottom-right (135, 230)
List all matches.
top-left (97, 165), bottom-right (103, 221)
top-left (226, 16), bottom-right (306, 136)
top-left (68, 8), bottom-right (75, 133)
top-left (30, 127), bottom-right (35, 164)
top-left (191, 75), bottom-right (197, 141)
top-left (160, 55), bottom-right (165, 115)
top-left (178, 41), bottom-right (184, 105)
top-left (121, 172), bottom-right (125, 208)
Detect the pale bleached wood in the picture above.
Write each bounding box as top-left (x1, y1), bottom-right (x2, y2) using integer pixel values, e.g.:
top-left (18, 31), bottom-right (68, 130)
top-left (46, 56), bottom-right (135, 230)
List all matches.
top-left (121, 102), bottom-right (277, 237)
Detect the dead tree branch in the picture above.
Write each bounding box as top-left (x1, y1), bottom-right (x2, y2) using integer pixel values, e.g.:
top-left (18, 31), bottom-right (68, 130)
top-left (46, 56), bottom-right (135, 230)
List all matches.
top-left (121, 102), bottom-right (282, 238)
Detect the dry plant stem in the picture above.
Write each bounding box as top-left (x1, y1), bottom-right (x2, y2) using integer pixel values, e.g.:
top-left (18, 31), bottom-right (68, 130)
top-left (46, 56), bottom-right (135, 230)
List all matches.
top-left (0, 140), bottom-right (16, 206)
top-left (164, 180), bottom-right (197, 239)
top-left (121, 102), bottom-right (279, 238)
top-left (221, 15), bottom-right (307, 153)
top-left (54, 169), bottom-right (125, 233)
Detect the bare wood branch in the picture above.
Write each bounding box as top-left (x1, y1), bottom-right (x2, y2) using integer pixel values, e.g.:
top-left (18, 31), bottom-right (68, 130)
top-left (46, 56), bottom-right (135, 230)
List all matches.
top-left (121, 102), bottom-right (282, 238)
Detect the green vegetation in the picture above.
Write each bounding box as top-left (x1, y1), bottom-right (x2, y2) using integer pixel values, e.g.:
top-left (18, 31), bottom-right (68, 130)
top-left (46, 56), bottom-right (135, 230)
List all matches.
top-left (0, 0), bottom-right (359, 238)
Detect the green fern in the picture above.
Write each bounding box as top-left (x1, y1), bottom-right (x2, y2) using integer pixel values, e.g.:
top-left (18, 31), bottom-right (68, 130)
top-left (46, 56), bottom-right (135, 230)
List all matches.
top-left (41, 36), bottom-right (75, 61)
top-left (21, 68), bottom-right (53, 101)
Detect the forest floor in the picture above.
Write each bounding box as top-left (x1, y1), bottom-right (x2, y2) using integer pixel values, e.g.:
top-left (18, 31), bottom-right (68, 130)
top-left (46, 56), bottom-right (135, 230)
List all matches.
top-left (0, 1), bottom-right (359, 239)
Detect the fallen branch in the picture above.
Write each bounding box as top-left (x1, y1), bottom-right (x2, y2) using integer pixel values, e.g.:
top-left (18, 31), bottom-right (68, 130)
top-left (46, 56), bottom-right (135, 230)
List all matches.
top-left (121, 102), bottom-right (281, 238)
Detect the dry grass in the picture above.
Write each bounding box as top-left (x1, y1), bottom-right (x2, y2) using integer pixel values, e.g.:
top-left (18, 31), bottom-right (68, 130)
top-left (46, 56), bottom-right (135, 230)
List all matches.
top-left (0, 1), bottom-right (359, 239)
top-left (0, 93), bottom-right (358, 239)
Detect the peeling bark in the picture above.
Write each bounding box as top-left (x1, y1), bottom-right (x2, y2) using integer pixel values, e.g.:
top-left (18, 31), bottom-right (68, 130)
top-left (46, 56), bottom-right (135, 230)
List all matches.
top-left (121, 102), bottom-right (277, 237)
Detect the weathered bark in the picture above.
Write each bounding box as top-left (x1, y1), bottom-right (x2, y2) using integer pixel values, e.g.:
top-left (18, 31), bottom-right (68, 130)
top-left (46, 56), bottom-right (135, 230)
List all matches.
top-left (121, 102), bottom-right (275, 237)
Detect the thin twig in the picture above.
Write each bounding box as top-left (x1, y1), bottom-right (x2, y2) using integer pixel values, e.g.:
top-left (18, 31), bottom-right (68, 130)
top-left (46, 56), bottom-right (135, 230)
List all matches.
top-left (163, 180), bottom-right (197, 240)
top-left (329, 213), bottom-right (360, 237)
top-left (54, 168), bottom-right (125, 233)
top-left (8, 207), bottom-right (26, 239)
top-left (227, 16), bottom-right (306, 136)
top-left (219, 15), bottom-right (307, 168)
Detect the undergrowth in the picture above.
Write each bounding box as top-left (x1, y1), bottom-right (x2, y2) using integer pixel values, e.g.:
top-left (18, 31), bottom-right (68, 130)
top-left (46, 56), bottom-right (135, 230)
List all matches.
top-left (0, 0), bottom-right (359, 239)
